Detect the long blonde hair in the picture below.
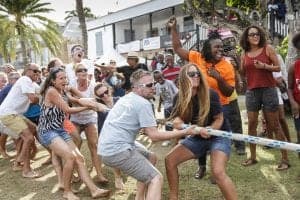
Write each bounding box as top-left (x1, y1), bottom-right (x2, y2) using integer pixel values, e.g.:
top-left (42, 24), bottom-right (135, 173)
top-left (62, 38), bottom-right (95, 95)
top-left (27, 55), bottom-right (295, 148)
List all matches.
top-left (169, 63), bottom-right (210, 126)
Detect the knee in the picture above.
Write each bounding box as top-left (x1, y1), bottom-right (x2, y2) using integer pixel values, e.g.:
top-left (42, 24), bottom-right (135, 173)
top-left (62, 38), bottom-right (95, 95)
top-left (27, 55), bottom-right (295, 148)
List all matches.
top-left (165, 154), bottom-right (176, 170)
top-left (150, 173), bottom-right (163, 186)
top-left (211, 167), bottom-right (226, 182)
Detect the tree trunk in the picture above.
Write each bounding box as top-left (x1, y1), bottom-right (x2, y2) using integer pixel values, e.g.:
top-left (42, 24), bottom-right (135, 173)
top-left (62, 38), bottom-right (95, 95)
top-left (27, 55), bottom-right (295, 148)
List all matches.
top-left (76, 0), bottom-right (88, 57)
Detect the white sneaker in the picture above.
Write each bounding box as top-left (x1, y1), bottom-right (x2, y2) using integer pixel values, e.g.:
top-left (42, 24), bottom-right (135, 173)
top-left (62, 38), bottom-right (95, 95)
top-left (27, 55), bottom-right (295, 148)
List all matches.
top-left (161, 140), bottom-right (171, 147)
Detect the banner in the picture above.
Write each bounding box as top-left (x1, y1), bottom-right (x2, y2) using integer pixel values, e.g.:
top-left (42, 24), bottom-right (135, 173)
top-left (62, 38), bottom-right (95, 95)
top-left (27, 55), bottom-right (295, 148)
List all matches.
top-left (142, 36), bottom-right (160, 50)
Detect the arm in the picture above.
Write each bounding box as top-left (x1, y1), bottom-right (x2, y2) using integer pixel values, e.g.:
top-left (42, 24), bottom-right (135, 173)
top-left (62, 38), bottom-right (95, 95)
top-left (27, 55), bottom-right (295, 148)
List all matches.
top-left (208, 67), bottom-right (234, 97)
top-left (254, 45), bottom-right (280, 72)
top-left (47, 88), bottom-right (89, 114)
top-left (144, 125), bottom-right (196, 142)
top-left (167, 16), bottom-right (189, 61)
top-left (26, 93), bottom-right (39, 104)
top-left (240, 53), bottom-right (246, 77)
top-left (287, 63), bottom-right (299, 118)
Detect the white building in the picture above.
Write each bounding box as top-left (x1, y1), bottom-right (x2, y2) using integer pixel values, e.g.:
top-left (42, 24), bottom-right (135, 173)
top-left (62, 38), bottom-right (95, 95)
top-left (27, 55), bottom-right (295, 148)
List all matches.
top-left (87, 0), bottom-right (198, 60)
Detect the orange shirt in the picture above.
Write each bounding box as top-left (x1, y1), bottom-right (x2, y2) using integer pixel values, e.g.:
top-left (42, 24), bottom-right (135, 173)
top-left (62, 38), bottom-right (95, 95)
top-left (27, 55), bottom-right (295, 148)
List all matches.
top-left (189, 51), bottom-right (235, 105)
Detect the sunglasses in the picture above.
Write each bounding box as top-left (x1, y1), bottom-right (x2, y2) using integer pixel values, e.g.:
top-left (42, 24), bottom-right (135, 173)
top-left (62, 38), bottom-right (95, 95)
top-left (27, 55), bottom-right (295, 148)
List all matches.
top-left (97, 89), bottom-right (109, 98)
top-left (138, 82), bottom-right (155, 88)
top-left (76, 68), bottom-right (88, 73)
top-left (187, 71), bottom-right (200, 78)
top-left (29, 68), bottom-right (41, 73)
top-left (248, 33), bottom-right (260, 37)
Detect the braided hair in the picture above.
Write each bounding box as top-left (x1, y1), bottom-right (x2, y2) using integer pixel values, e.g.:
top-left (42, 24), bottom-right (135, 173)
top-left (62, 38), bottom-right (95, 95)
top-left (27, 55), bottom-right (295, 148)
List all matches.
top-left (201, 30), bottom-right (222, 61)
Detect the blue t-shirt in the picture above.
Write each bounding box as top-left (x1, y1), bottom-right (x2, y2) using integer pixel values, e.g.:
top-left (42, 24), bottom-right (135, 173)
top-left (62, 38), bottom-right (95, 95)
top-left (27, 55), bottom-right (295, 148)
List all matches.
top-left (98, 92), bottom-right (157, 156)
top-left (0, 84), bottom-right (13, 105)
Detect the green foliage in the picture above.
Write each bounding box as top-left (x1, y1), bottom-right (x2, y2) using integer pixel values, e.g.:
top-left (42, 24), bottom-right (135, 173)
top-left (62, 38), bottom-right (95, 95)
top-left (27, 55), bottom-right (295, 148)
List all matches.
top-left (64, 7), bottom-right (96, 21)
top-left (0, 0), bottom-right (62, 63)
top-left (276, 36), bottom-right (288, 60)
top-left (226, 0), bottom-right (259, 12)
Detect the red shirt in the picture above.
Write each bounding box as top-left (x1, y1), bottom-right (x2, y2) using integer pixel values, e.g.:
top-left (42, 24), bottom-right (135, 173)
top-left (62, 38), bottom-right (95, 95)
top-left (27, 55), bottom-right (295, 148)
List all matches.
top-left (162, 66), bottom-right (181, 81)
top-left (293, 60), bottom-right (300, 104)
top-left (243, 46), bottom-right (276, 89)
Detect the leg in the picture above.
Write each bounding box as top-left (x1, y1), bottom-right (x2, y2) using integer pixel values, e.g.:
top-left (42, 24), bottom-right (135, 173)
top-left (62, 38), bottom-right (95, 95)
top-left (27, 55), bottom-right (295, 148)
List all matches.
top-left (49, 137), bottom-right (78, 200)
top-left (0, 134), bottom-right (10, 158)
top-left (243, 111), bottom-right (259, 165)
top-left (113, 168), bottom-right (124, 190)
top-left (19, 128), bottom-right (35, 176)
top-left (70, 124), bottom-right (82, 149)
top-left (146, 174), bottom-right (163, 200)
top-left (67, 141), bottom-right (110, 198)
top-left (165, 144), bottom-right (196, 200)
top-left (278, 105), bottom-right (291, 142)
top-left (210, 150), bottom-right (237, 200)
top-left (264, 110), bottom-right (289, 166)
top-left (51, 150), bottom-right (64, 189)
top-left (84, 124), bottom-right (108, 183)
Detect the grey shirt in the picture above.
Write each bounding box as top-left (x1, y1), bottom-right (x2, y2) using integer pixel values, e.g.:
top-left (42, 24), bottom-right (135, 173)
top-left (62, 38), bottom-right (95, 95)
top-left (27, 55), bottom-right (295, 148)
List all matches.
top-left (98, 92), bottom-right (157, 156)
top-left (155, 79), bottom-right (178, 109)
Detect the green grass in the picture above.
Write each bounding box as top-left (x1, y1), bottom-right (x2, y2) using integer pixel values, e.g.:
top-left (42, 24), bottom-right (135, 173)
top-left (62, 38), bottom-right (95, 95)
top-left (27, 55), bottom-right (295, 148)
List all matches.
top-left (1, 96), bottom-right (300, 199)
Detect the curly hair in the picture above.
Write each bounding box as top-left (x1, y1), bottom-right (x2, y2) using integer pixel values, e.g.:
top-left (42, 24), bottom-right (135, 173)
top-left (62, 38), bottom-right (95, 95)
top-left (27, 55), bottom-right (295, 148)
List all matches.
top-left (239, 25), bottom-right (267, 52)
top-left (40, 67), bottom-right (65, 97)
top-left (168, 64), bottom-right (210, 126)
top-left (201, 30), bottom-right (222, 61)
top-left (292, 32), bottom-right (300, 50)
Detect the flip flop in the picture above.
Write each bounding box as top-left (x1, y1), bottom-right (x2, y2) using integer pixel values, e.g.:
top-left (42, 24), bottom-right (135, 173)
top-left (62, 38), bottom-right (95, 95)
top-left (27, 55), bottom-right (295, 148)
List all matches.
top-left (242, 158), bottom-right (258, 167)
top-left (22, 171), bottom-right (42, 178)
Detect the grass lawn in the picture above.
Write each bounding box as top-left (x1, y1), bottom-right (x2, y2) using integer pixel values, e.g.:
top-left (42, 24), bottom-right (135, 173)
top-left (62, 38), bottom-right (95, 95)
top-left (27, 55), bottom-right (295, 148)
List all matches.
top-left (1, 95), bottom-right (300, 199)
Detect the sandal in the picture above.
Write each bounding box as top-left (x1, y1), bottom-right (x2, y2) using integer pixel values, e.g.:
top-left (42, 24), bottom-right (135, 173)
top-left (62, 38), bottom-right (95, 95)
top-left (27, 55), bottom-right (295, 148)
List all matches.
top-left (242, 158), bottom-right (258, 167)
top-left (276, 160), bottom-right (290, 171)
top-left (22, 170), bottom-right (42, 178)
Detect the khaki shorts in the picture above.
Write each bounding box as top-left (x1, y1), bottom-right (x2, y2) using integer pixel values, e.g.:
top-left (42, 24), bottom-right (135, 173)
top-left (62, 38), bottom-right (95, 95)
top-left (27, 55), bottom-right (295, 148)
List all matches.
top-left (0, 114), bottom-right (30, 139)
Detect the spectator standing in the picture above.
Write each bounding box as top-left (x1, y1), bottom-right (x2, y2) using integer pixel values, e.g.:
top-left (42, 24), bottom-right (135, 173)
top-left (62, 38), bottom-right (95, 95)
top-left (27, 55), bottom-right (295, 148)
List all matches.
top-left (240, 25), bottom-right (289, 170)
top-left (162, 54), bottom-right (181, 82)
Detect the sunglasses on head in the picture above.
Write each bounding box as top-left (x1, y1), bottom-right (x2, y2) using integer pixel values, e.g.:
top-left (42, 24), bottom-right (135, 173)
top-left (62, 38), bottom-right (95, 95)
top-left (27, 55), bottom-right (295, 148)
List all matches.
top-left (76, 68), bottom-right (88, 73)
top-left (187, 71), bottom-right (200, 78)
top-left (97, 89), bottom-right (109, 98)
top-left (138, 82), bottom-right (155, 88)
top-left (248, 33), bottom-right (260, 37)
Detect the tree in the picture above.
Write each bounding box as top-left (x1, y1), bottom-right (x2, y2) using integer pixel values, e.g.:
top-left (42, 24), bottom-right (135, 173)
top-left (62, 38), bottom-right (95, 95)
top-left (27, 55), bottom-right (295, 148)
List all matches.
top-left (76, 0), bottom-right (88, 57)
top-left (0, 0), bottom-right (62, 65)
top-left (64, 7), bottom-right (95, 21)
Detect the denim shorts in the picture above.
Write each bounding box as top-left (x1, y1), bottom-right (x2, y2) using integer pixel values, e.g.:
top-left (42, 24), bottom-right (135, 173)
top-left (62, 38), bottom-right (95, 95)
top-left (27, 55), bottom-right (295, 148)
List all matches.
top-left (181, 135), bottom-right (231, 157)
top-left (101, 146), bottom-right (159, 184)
top-left (245, 87), bottom-right (279, 112)
top-left (38, 128), bottom-right (72, 147)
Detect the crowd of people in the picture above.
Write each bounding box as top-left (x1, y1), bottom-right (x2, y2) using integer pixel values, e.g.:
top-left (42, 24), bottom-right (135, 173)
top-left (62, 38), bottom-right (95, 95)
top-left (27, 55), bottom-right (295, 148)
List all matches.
top-left (0, 15), bottom-right (300, 200)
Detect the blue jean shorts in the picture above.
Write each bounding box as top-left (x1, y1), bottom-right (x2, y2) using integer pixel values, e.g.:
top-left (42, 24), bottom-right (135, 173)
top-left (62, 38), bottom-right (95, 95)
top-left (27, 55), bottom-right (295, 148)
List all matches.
top-left (181, 135), bottom-right (231, 157)
top-left (38, 128), bottom-right (72, 147)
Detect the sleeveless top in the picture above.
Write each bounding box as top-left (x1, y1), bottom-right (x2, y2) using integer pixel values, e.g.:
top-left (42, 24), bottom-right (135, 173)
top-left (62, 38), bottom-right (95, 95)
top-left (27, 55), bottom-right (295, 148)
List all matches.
top-left (243, 46), bottom-right (276, 89)
top-left (292, 60), bottom-right (300, 104)
top-left (38, 103), bottom-right (65, 134)
top-left (70, 81), bottom-right (97, 124)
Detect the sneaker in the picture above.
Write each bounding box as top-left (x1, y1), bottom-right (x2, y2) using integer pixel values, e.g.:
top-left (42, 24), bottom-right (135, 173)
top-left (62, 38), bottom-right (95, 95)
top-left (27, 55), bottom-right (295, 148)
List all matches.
top-left (161, 140), bottom-right (171, 147)
top-left (194, 166), bottom-right (206, 180)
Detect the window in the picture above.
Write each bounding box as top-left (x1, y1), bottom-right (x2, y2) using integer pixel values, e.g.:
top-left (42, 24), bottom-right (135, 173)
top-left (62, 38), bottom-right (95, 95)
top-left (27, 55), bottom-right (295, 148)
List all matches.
top-left (146, 28), bottom-right (159, 37)
top-left (183, 16), bottom-right (194, 32)
top-left (95, 32), bottom-right (103, 56)
top-left (124, 29), bottom-right (135, 43)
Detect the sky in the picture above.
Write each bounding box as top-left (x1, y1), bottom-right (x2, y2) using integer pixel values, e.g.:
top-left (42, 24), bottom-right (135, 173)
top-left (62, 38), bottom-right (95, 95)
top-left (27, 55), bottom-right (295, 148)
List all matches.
top-left (42, 0), bottom-right (149, 23)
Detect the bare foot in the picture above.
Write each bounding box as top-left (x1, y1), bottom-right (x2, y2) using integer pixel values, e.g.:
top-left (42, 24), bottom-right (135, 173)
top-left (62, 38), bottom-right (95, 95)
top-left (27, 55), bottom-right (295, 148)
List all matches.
top-left (95, 175), bottom-right (108, 184)
top-left (59, 186), bottom-right (79, 194)
top-left (22, 170), bottom-right (42, 179)
top-left (63, 191), bottom-right (80, 200)
top-left (115, 177), bottom-right (124, 190)
top-left (91, 188), bottom-right (110, 198)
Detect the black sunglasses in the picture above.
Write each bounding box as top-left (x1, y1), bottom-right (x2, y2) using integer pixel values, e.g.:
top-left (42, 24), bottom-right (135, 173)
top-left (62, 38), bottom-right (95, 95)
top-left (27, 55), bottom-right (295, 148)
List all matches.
top-left (248, 33), bottom-right (260, 37)
top-left (97, 89), bottom-right (109, 98)
top-left (187, 71), bottom-right (200, 78)
top-left (29, 68), bottom-right (41, 73)
top-left (138, 82), bottom-right (155, 88)
top-left (76, 68), bottom-right (88, 73)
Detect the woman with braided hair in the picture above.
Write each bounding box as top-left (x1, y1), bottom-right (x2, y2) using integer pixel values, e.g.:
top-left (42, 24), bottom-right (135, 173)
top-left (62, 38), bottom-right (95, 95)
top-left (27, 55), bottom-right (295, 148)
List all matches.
top-left (168, 16), bottom-right (236, 181)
